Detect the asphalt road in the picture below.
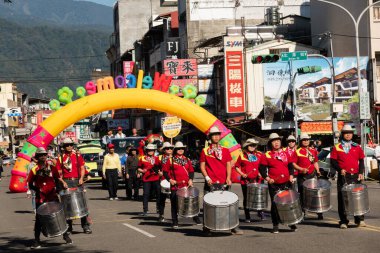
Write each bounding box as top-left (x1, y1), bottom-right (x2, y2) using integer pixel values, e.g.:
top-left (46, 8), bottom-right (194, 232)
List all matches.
top-left (1, 166), bottom-right (380, 253)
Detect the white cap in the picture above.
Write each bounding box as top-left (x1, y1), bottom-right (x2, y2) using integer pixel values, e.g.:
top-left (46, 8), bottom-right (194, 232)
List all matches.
top-left (35, 147), bottom-right (48, 155)
top-left (174, 141), bottom-right (187, 149)
top-left (162, 142), bottom-right (174, 149)
top-left (145, 144), bottom-right (157, 150)
top-left (286, 135), bottom-right (296, 142)
top-left (243, 138), bottom-right (259, 148)
top-left (208, 126), bottom-right (221, 135)
top-left (299, 133), bottom-right (310, 140)
top-left (268, 133), bottom-right (282, 142)
top-left (62, 138), bottom-right (74, 144)
top-left (341, 124), bottom-right (354, 133)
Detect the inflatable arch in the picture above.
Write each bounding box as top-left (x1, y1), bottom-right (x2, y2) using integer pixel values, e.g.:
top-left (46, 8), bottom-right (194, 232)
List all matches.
top-left (10, 89), bottom-right (241, 192)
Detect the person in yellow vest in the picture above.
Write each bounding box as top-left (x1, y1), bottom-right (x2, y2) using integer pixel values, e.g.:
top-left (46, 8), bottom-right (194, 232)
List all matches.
top-left (330, 125), bottom-right (366, 229)
top-left (102, 143), bottom-right (122, 200)
top-left (158, 142), bottom-right (173, 222)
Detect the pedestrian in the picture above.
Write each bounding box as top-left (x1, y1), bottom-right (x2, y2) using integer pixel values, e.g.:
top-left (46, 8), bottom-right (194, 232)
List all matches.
top-left (293, 133), bottom-right (323, 220)
top-left (315, 139), bottom-right (323, 152)
top-left (374, 143), bottom-right (380, 184)
top-left (330, 124), bottom-right (366, 229)
top-left (115, 126), bottom-right (126, 139)
top-left (125, 147), bottom-right (140, 200)
top-left (199, 126), bottom-right (243, 235)
top-left (235, 138), bottom-right (264, 222)
top-left (259, 133), bottom-right (296, 234)
top-left (102, 129), bottom-right (114, 146)
top-left (0, 152), bottom-right (3, 181)
top-left (56, 137), bottom-right (92, 234)
top-left (163, 141), bottom-right (202, 228)
top-left (158, 142), bottom-right (174, 222)
top-left (138, 144), bottom-right (161, 216)
top-left (131, 128), bottom-right (139, 137)
top-left (26, 156), bottom-right (38, 213)
top-left (102, 143), bottom-right (122, 200)
top-left (27, 147), bottom-right (72, 249)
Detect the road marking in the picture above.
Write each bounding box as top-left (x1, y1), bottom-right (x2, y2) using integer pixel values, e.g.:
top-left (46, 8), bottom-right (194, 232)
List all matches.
top-left (123, 223), bottom-right (156, 238)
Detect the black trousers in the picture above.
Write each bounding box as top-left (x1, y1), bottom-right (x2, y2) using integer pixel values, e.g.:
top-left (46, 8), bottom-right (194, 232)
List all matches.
top-left (126, 170), bottom-right (139, 199)
top-left (297, 171), bottom-right (316, 209)
top-left (241, 184), bottom-right (251, 219)
top-left (170, 190), bottom-right (178, 222)
top-left (337, 173), bottom-right (364, 224)
top-left (158, 191), bottom-right (168, 216)
top-left (105, 169), bottom-right (119, 198)
top-left (268, 182), bottom-right (290, 226)
top-left (143, 181), bottom-right (160, 213)
top-left (34, 202), bottom-right (69, 240)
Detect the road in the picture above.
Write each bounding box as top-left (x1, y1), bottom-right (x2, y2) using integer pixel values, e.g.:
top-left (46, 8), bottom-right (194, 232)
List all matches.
top-left (1, 166), bottom-right (380, 253)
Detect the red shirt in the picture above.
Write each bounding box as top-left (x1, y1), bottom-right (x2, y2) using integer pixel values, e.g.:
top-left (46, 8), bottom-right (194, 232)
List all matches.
top-left (261, 149), bottom-right (293, 184)
top-left (199, 145), bottom-right (232, 184)
top-left (330, 142), bottom-right (365, 174)
top-left (163, 155), bottom-right (194, 190)
top-left (56, 151), bottom-right (85, 179)
top-left (295, 147), bottom-right (319, 175)
top-left (138, 155), bottom-right (161, 182)
top-left (235, 151), bottom-right (262, 185)
top-left (284, 147), bottom-right (298, 176)
top-left (27, 162), bottom-right (60, 204)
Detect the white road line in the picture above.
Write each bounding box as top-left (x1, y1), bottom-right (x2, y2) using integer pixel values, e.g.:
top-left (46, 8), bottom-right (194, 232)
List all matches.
top-left (122, 223), bottom-right (156, 238)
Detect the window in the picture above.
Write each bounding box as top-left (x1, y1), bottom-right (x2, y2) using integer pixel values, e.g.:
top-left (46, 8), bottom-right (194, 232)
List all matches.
top-left (376, 52), bottom-right (380, 82)
top-left (269, 48), bottom-right (289, 54)
top-left (374, 6), bottom-right (380, 20)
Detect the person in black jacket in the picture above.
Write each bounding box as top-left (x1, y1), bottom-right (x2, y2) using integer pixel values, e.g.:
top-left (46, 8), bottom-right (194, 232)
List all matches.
top-left (126, 147), bottom-right (140, 200)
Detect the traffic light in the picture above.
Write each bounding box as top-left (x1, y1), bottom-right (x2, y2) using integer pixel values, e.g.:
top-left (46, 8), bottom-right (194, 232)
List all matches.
top-left (297, 65), bottom-right (322, 74)
top-left (251, 54), bottom-right (280, 64)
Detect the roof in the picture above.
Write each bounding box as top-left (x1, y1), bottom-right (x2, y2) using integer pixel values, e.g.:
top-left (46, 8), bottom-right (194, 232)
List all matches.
top-left (195, 35), bottom-right (223, 49)
top-left (281, 14), bottom-right (310, 21)
top-left (246, 39), bottom-right (321, 52)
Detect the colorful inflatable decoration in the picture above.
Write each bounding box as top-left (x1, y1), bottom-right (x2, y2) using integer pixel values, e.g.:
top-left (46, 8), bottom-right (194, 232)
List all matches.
top-left (57, 86), bottom-right (74, 104)
top-left (182, 84), bottom-right (198, 99)
top-left (169, 85), bottom-right (180, 95)
top-left (49, 99), bottom-right (61, 111)
top-left (76, 87), bottom-right (87, 98)
top-left (10, 81), bottom-right (241, 193)
top-left (195, 95), bottom-right (206, 106)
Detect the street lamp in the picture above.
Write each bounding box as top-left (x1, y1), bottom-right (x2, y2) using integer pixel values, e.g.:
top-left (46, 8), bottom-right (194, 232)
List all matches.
top-left (315, 0), bottom-right (380, 147)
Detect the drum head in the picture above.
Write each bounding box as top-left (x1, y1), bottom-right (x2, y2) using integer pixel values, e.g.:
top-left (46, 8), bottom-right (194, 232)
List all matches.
top-left (274, 190), bottom-right (299, 205)
top-left (303, 178), bottom-right (331, 189)
top-left (342, 183), bottom-right (367, 192)
top-left (59, 186), bottom-right (84, 195)
top-left (177, 187), bottom-right (199, 198)
top-left (203, 191), bottom-right (238, 206)
top-left (160, 179), bottom-right (170, 188)
top-left (37, 202), bottom-right (62, 215)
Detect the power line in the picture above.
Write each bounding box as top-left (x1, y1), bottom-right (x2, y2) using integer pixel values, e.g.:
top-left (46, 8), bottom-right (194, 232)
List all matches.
top-left (332, 33), bottom-right (380, 40)
top-left (0, 54), bottom-right (107, 63)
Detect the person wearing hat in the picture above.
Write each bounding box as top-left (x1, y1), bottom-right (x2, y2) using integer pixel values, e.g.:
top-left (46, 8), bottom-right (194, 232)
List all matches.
top-left (330, 124), bottom-right (366, 229)
top-left (56, 137), bottom-right (92, 234)
top-left (115, 126), bottom-right (126, 139)
top-left (124, 146), bottom-right (139, 200)
top-left (102, 129), bottom-right (114, 146)
top-left (138, 143), bottom-right (161, 216)
top-left (200, 126), bottom-right (243, 235)
top-left (27, 147), bottom-right (72, 248)
top-left (102, 143), bottom-right (122, 200)
top-left (157, 142), bottom-right (174, 222)
top-left (259, 133), bottom-right (296, 234)
top-left (293, 133), bottom-right (322, 220)
top-left (162, 141), bottom-right (202, 228)
top-left (284, 135), bottom-right (298, 180)
top-left (235, 138), bottom-right (264, 222)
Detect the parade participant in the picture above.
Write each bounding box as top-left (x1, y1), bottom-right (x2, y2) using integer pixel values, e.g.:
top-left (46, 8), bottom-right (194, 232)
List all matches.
top-left (330, 125), bottom-right (366, 229)
top-left (115, 126), bottom-right (126, 139)
top-left (125, 147), bottom-right (140, 200)
top-left (27, 147), bottom-right (72, 249)
top-left (138, 144), bottom-right (161, 216)
top-left (284, 135), bottom-right (298, 187)
top-left (293, 133), bottom-right (322, 219)
top-left (102, 143), bottom-right (122, 200)
top-left (259, 133), bottom-right (296, 234)
top-left (163, 141), bottom-right (202, 228)
top-left (235, 138), bottom-right (263, 222)
top-left (56, 137), bottom-right (92, 234)
top-left (200, 126), bottom-right (243, 235)
top-left (27, 156), bottom-right (38, 213)
top-left (158, 142), bottom-right (174, 222)
top-left (102, 129), bottom-right (114, 146)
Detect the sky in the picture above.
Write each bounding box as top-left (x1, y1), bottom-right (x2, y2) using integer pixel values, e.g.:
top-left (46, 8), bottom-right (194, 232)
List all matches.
top-left (79, 0), bottom-right (116, 7)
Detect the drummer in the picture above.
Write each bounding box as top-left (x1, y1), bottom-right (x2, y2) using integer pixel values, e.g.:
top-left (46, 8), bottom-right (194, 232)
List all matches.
top-left (158, 142), bottom-right (174, 222)
top-left (293, 133), bottom-right (323, 219)
top-left (56, 137), bottom-right (92, 234)
top-left (330, 124), bottom-right (366, 229)
top-left (27, 147), bottom-right (72, 249)
top-left (200, 126), bottom-right (243, 235)
top-left (163, 141), bottom-right (202, 228)
top-left (235, 138), bottom-right (264, 222)
top-left (284, 135), bottom-right (298, 181)
top-left (138, 143), bottom-right (161, 217)
top-left (259, 133), bottom-right (296, 234)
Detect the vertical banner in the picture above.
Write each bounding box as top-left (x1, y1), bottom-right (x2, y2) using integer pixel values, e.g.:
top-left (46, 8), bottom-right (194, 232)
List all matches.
top-left (224, 36), bottom-right (245, 113)
top-left (123, 61), bottom-right (135, 78)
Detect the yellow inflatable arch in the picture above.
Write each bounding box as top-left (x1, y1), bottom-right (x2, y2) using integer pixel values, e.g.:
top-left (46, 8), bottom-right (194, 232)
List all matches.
top-left (10, 89), bottom-right (241, 192)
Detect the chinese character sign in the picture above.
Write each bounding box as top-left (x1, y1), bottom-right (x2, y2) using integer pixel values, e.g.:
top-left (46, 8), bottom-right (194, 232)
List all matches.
top-left (163, 59), bottom-right (198, 77)
top-left (123, 61), bottom-right (135, 78)
top-left (224, 36), bottom-right (245, 113)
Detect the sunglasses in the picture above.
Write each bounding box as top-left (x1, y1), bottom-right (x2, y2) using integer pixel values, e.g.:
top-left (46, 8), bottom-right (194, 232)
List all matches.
top-left (288, 140), bottom-right (296, 143)
top-left (164, 148), bottom-right (174, 150)
top-left (63, 144), bottom-right (74, 147)
top-left (176, 148), bottom-right (185, 150)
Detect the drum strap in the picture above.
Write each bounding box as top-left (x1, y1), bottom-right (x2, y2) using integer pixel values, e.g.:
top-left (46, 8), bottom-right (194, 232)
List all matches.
top-left (170, 157), bottom-right (177, 182)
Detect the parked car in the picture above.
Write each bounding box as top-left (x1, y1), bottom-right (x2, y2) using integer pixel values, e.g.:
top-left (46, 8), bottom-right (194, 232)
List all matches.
top-left (2, 155), bottom-right (14, 166)
top-left (78, 143), bottom-right (104, 182)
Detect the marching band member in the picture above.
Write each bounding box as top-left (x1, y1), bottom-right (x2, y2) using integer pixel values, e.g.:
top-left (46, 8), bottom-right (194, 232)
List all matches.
top-left (27, 147), bottom-right (72, 249)
top-left (102, 143), bottom-right (122, 200)
top-left (330, 125), bottom-right (366, 229)
top-left (235, 138), bottom-right (264, 222)
top-left (56, 138), bottom-right (92, 234)
top-left (158, 142), bottom-right (174, 222)
top-left (293, 133), bottom-right (323, 220)
top-left (138, 144), bottom-right (161, 217)
top-left (284, 135), bottom-right (298, 179)
top-left (163, 141), bottom-right (202, 228)
top-left (259, 133), bottom-right (296, 234)
top-left (200, 126), bottom-right (243, 235)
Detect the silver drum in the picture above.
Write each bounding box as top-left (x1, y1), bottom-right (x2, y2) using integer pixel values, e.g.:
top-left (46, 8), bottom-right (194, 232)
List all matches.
top-left (274, 190), bottom-right (304, 225)
top-left (177, 187), bottom-right (200, 217)
top-left (342, 183), bottom-right (369, 216)
top-left (203, 191), bottom-right (239, 231)
top-left (37, 202), bottom-right (68, 238)
top-left (303, 178), bottom-right (332, 213)
top-left (59, 187), bottom-right (89, 220)
top-left (247, 183), bottom-right (269, 211)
